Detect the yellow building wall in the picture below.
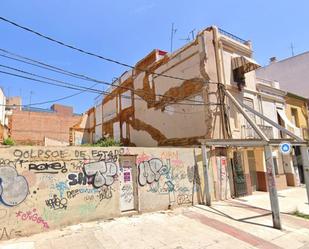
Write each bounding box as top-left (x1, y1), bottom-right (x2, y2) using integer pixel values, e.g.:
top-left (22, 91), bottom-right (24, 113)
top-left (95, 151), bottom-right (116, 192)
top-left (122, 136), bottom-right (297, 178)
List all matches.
top-left (285, 95), bottom-right (309, 134)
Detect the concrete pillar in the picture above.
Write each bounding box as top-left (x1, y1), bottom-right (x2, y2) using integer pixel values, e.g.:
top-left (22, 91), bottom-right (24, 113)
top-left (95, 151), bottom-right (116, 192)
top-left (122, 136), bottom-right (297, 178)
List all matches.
top-left (202, 145), bottom-right (211, 206)
top-left (264, 145), bottom-right (282, 229)
top-left (300, 146), bottom-right (309, 205)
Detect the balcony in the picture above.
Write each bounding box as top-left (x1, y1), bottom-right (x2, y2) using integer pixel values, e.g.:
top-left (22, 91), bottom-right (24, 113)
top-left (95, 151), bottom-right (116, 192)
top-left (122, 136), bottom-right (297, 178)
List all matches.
top-left (218, 28), bottom-right (247, 44)
top-left (302, 128), bottom-right (309, 140)
top-left (241, 124), bottom-right (274, 139)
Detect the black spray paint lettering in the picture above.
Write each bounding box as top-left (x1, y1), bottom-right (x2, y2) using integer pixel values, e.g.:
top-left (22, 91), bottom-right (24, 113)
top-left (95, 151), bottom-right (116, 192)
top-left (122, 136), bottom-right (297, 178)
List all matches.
top-left (91, 150), bottom-right (120, 162)
top-left (28, 162), bottom-right (67, 174)
top-left (45, 195), bottom-right (68, 210)
top-left (177, 194), bottom-right (192, 205)
top-left (0, 158), bottom-right (21, 168)
top-left (0, 166), bottom-right (29, 207)
top-left (0, 227), bottom-right (22, 241)
top-left (13, 149), bottom-right (68, 160)
top-left (98, 186), bottom-right (113, 201)
top-left (67, 172), bottom-right (93, 186)
top-left (121, 185), bottom-right (133, 203)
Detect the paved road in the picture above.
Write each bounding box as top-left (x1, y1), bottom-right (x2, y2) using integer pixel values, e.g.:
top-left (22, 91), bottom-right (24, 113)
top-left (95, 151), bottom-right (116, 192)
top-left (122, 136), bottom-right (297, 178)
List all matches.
top-left (1, 188), bottom-right (309, 249)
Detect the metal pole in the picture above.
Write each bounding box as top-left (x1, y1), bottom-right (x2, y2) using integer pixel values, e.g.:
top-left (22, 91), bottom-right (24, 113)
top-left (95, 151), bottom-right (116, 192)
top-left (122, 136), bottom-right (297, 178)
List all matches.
top-left (224, 90), bottom-right (269, 141)
top-left (264, 145), bottom-right (282, 229)
top-left (202, 145), bottom-right (211, 206)
top-left (300, 146), bottom-right (309, 204)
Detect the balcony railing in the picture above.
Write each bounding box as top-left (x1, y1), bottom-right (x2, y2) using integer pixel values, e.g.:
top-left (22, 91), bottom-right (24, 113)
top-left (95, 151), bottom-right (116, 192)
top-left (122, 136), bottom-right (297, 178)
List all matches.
top-left (241, 124), bottom-right (274, 139)
top-left (218, 28), bottom-right (247, 44)
top-left (302, 128), bottom-right (309, 140)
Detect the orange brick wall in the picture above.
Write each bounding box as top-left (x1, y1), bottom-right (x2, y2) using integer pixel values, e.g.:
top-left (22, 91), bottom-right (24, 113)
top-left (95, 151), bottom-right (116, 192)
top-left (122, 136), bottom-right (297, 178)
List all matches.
top-left (10, 109), bottom-right (81, 145)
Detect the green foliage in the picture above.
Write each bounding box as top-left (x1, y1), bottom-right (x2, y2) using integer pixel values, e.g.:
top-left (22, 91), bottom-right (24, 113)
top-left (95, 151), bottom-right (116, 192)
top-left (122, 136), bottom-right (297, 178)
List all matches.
top-left (3, 137), bottom-right (15, 146)
top-left (82, 137), bottom-right (121, 147)
top-left (294, 211), bottom-right (309, 220)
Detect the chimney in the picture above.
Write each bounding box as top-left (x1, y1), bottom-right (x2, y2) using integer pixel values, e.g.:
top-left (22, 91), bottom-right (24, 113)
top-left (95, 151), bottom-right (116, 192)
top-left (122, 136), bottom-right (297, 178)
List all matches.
top-left (269, 57), bottom-right (277, 64)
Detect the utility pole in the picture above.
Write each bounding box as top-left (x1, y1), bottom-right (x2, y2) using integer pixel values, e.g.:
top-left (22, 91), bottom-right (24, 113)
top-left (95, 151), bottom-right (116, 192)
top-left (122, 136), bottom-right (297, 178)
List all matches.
top-left (264, 145), bottom-right (282, 229)
top-left (170, 23), bottom-right (177, 53)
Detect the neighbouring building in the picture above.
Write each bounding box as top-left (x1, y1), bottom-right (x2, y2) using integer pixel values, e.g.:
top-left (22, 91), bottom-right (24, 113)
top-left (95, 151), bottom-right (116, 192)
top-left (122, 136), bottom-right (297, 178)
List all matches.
top-left (282, 92), bottom-right (309, 185)
top-left (8, 97), bottom-right (81, 145)
top-left (0, 87), bottom-right (6, 142)
top-left (256, 55), bottom-right (309, 187)
top-left (256, 52), bottom-right (309, 98)
top-left (231, 77), bottom-right (290, 193)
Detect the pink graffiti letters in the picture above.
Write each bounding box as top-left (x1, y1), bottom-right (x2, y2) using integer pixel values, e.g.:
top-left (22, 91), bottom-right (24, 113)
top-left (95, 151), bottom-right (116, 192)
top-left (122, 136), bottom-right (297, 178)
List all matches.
top-left (16, 209), bottom-right (49, 229)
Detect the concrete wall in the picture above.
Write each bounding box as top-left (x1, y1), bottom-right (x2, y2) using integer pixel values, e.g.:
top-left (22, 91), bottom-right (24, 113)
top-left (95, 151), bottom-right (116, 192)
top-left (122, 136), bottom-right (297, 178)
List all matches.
top-left (0, 146), bottom-right (205, 241)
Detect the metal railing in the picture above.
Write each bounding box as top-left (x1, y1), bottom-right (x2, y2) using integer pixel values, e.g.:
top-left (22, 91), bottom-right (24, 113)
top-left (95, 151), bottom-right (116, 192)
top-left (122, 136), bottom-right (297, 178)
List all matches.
top-left (302, 128), bottom-right (309, 140)
top-left (218, 28), bottom-right (247, 44)
top-left (242, 124), bottom-right (274, 139)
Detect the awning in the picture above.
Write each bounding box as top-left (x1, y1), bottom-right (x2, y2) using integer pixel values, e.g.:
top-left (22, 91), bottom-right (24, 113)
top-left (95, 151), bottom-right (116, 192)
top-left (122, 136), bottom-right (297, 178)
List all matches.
top-left (277, 109), bottom-right (298, 130)
top-left (232, 56), bottom-right (261, 73)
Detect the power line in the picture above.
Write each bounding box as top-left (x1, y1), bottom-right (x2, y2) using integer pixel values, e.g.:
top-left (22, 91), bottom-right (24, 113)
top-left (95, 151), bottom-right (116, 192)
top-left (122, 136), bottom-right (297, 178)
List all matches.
top-left (0, 48), bottom-right (207, 104)
top-left (0, 68), bottom-right (221, 107)
top-left (0, 64), bottom-right (110, 94)
top-left (0, 16), bottom-right (219, 85)
top-left (2, 83), bottom-right (98, 108)
top-left (0, 70), bottom-right (101, 94)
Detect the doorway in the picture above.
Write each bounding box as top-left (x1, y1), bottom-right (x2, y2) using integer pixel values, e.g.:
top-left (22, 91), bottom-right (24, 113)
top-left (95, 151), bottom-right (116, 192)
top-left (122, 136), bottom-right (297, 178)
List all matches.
top-left (119, 155), bottom-right (138, 212)
top-left (231, 151), bottom-right (247, 197)
top-left (247, 150), bottom-right (258, 191)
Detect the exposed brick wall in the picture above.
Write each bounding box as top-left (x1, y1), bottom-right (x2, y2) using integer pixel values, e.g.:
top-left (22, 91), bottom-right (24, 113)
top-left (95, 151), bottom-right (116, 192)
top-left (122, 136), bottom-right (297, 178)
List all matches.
top-left (51, 104), bottom-right (73, 116)
top-left (10, 109), bottom-right (81, 145)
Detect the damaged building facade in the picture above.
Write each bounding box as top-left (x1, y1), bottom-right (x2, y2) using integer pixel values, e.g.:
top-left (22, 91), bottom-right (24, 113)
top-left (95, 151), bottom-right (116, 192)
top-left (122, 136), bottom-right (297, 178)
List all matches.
top-left (71, 26), bottom-right (308, 199)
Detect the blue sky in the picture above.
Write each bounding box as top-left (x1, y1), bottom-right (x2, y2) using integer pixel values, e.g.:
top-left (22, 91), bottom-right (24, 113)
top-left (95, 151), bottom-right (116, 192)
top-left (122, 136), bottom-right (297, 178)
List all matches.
top-left (0, 0), bottom-right (309, 113)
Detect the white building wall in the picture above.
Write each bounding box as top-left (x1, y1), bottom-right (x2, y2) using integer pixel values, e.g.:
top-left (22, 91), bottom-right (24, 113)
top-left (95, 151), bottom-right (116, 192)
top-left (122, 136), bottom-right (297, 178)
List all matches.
top-left (0, 88), bottom-right (6, 126)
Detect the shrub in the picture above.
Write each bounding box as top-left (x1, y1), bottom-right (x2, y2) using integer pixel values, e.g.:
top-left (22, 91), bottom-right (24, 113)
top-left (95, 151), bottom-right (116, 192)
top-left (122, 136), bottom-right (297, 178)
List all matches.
top-left (82, 137), bottom-right (121, 147)
top-left (3, 137), bottom-right (15, 146)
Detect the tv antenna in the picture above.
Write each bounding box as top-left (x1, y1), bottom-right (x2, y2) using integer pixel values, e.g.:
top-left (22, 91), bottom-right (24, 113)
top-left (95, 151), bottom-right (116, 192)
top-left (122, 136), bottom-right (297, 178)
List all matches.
top-left (290, 43), bottom-right (295, 56)
top-left (170, 23), bottom-right (177, 52)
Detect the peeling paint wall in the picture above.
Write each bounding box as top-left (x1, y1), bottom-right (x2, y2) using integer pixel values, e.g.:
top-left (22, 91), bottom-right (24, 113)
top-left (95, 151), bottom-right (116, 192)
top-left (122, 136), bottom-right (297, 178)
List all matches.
top-left (0, 146), bottom-right (208, 241)
top-left (95, 30), bottom-right (221, 147)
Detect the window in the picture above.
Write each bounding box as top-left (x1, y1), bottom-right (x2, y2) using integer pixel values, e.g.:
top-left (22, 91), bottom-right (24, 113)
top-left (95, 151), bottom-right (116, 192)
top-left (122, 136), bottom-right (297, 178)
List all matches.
top-left (233, 67), bottom-right (246, 90)
top-left (290, 108), bottom-right (299, 127)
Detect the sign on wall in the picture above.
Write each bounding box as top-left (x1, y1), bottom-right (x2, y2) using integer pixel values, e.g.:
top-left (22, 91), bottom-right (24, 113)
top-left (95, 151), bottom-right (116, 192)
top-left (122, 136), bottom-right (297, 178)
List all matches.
top-left (279, 142), bottom-right (292, 154)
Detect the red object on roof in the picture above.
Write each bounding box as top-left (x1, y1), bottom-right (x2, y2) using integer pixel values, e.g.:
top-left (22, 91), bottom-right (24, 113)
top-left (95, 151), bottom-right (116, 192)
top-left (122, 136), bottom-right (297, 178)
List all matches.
top-left (158, 50), bottom-right (167, 56)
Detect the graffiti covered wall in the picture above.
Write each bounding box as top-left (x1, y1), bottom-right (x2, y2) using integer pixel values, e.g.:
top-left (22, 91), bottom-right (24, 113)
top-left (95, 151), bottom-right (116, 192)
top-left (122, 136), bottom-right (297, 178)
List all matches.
top-left (0, 146), bottom-right (204, 241)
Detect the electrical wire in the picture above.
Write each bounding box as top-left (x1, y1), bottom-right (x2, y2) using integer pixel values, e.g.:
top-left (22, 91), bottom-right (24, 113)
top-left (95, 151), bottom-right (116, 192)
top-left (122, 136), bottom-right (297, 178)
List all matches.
top-left (0, 68), bottom-right (221, 107)
top-left (0, 48), bottom-right (207, 104)
top-left (1, 83), bottom-right (99, 108)
top-left (0, 16), bottom-right (219, 85)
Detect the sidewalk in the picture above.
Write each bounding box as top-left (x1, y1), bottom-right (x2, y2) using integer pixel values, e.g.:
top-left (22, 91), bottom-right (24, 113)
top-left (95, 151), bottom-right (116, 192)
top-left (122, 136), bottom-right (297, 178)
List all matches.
top-left (235, 186), bottom-right (309, 215)
top-left (0, 187), bottom-right (308, 249)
